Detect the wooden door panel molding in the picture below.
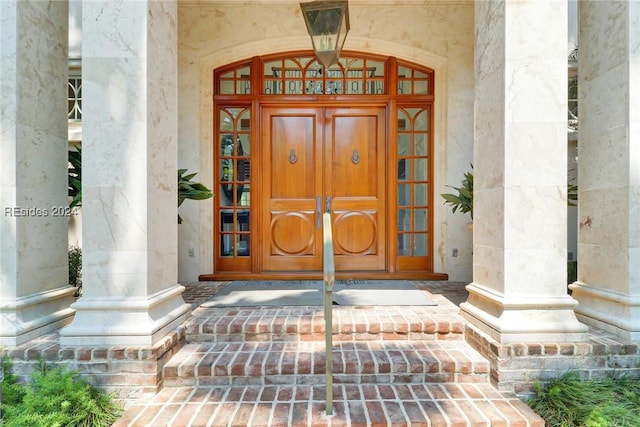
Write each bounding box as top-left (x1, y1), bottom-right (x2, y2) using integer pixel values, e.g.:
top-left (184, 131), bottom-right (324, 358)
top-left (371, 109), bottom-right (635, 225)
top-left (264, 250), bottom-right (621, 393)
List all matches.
top-left (270, 211), bottom-right (317, 255)
top-left (261, 105), bottom-right (386, 273)
top-left (262, 107), bottom-right (323, 271)
top-left (269, 115), bottom-right (316, 198)
top-left (332, 211), bottom-right (378, 255)
top-left (327, 107), bottom-right (387, 271)
top-left (331, 114), bottom-right (379, 198)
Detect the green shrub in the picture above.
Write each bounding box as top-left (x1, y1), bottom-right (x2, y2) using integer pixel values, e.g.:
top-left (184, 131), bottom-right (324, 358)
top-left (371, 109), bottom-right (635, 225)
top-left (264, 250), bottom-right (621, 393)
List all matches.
top-left (528, 371), bottom-right (640, 426)
top-left (68, 246), bottom-right (82, 297)
top-left (1, 358), bottom-right (122, 427)
top-left (567, 261), bottom-right (577, 284)
top-left (1, 358), bottom-right (26, 409)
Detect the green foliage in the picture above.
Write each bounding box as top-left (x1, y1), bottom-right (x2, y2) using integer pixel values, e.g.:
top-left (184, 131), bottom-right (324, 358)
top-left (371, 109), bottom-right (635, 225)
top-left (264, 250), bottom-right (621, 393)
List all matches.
top-left (68, 145), bottom-right (82, 208)
top-left (528, 371), bottom-right (640, 426)
top-left (68, 246), bottom-right (82, 297)
top-left (568, 182), bottom-right (578, 207)
top-left (568, 261), bottom-right (578, 285)
top-left (178, 168), bottom-right (213, 224)
top-left (1, 358), bottom-right (26, 408)
top-left (441, 164), bottom-right (474, 219)
top-left (1, 358), bottom-right (122, 427)
top-left (441, 164), bottom-right (578, 221)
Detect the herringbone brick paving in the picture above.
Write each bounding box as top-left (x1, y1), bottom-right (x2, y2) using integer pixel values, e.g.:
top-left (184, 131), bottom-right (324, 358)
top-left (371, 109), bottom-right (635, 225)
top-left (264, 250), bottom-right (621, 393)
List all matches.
top-left (114, 281), bottom-right (544, 426)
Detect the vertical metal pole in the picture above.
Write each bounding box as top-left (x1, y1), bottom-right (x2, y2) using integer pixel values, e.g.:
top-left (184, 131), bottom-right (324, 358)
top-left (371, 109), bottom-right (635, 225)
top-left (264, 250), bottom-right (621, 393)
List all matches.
top-left (324, 283), bottom-right (333, 415)
top-left (322, 212), bottom-right (335, 416)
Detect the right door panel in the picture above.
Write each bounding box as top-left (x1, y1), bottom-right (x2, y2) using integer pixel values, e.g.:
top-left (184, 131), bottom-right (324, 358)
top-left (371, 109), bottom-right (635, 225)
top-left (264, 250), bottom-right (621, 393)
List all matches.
top-left (326, 107), bottom-right (387, 271)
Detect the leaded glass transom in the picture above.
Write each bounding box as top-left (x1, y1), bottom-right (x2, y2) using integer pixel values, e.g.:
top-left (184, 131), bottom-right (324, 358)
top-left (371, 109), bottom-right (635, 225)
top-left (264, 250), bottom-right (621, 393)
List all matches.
top-left (214, 53), bottom-right (433, 97)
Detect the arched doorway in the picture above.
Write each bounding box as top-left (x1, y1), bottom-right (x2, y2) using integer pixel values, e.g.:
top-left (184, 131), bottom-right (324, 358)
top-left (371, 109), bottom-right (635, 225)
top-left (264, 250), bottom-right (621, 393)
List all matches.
top-left (200, 51), bottom-right (446, 280)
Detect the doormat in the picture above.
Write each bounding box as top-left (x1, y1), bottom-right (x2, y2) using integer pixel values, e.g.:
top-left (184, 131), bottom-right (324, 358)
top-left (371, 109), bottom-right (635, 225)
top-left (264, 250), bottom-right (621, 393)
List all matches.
top-left (200, 280), bottom-right (437, 307)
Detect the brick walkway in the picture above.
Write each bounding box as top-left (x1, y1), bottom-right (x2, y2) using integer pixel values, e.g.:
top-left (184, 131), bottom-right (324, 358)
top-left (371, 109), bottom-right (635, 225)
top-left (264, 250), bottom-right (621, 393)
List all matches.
top-left (113, 281), bottom-right (544, 426)
top-left (113, 383), bottom-right (539, 426)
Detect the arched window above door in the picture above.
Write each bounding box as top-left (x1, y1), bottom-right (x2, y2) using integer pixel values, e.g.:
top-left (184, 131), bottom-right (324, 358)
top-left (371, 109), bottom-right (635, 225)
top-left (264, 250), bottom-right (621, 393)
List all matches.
top-left (215, 52), bottom-right (434, 97)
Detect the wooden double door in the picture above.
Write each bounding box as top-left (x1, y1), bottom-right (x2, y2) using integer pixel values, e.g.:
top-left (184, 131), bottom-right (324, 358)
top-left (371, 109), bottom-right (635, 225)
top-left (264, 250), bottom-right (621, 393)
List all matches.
top-left (261, 106), bottom-right (386, 272)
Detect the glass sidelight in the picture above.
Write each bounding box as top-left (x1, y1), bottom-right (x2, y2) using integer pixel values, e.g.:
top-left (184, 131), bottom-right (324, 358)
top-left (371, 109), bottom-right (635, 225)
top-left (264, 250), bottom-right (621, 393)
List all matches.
top-left (397, 107), bottom-right (430, 257)
top-left (218, 107), bottom-right (251, 257)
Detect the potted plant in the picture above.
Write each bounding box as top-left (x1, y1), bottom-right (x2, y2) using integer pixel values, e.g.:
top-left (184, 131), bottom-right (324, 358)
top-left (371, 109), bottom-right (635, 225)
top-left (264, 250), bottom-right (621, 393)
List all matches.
top-left (441, 164), bottom-right (473, 220)
top-left (178, 168), bottom-right (213, 224)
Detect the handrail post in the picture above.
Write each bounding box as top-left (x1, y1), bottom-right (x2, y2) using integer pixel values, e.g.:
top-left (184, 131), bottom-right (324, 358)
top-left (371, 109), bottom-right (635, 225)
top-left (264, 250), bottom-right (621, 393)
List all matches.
top-left (322, 212), bottom-right (335, 416)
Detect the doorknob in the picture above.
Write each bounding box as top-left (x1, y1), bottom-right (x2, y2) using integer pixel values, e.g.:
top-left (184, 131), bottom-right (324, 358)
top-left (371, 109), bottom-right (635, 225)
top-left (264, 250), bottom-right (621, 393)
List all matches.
top-left (325, 196), bottom-right (332, 213)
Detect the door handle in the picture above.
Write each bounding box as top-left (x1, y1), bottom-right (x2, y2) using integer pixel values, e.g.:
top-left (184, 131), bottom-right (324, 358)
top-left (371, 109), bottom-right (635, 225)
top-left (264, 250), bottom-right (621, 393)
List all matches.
top-left (325, 196), bottom-right (332, 213)
top-left (316, 196), bottom-right (321, 230)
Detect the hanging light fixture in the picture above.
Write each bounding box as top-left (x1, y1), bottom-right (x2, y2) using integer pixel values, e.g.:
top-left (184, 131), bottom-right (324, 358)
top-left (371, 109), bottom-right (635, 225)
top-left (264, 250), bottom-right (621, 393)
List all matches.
top-left (300, 0), bottom-right (350, 69)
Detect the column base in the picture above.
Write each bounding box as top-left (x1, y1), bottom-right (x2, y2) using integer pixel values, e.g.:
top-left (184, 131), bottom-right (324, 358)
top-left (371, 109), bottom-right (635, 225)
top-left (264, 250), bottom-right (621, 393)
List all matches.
top-left (0, 286), bottom-right (76, 346)
top-left (570, 282), bottom-right (640, 341)
top-left (59, 284), bottom-right (191, 346)
top-left (460, 282), bottom-right (588, 344)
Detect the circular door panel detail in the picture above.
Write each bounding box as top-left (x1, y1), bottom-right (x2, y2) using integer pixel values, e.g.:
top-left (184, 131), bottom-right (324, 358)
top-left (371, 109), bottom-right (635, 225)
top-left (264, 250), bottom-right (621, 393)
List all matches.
top-left (270, 212), bottom-right (315, 255)
top-left (333, 211), bottom-right (377, 255)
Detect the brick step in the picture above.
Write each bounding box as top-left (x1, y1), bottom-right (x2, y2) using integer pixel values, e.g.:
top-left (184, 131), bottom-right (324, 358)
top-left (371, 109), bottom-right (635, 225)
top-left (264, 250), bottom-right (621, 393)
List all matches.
top-left (163, 340), bottom-right (490, 388)
top-left (114, 383), bottom-right (544, 427)
top-left (185, 306), bottom-right (465, 343)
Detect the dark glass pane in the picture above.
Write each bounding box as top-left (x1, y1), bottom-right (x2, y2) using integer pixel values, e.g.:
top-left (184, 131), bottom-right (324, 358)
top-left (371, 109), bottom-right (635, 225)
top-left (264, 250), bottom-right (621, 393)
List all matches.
top-left (397, 159), bottom-right (410, 181)
top-left (219, 111), bottom-right (233, 132)
top-left (414, 159), bottom-right (428, 181)
top-left (414, 184), bottom-right (427, 206)
top-left (397, 109), bottom-right (411, 130)
top-left (397, 209), bottom-right (411, 232)
top-left (220, 134), bottom-right (234, 156)
top-left (398, 134), bottom-right (411, 157)
top-left (415, 109), bottom-right (429, 131)
top-left (236, 80), bottom-right (251, 94)
top-left (414, 209), bottom-right (427, 231)
top-left (235, 210), bottom-right (250, 232)
top-left (397, 233), bottom-right (411, 256)
top-left (238, 184), bottom-right (250, 207)
top-left (415, 80), bottom-right (428, 95)
top-left (414, 134), bottom-right (428, 156)
top-left (237, 235), bottom-right (250, 256)
top-left (398, 184), bottom-right (411, 206)
top-left (237, 134), bottom-right (250, 155)
top-left (414, 234), bottom-right (427, 256)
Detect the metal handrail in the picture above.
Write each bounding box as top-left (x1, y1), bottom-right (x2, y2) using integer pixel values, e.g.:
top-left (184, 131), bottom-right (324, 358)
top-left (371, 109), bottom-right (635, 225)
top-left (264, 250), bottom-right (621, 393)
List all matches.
top-left (322, 212), bottom-right (335, 416)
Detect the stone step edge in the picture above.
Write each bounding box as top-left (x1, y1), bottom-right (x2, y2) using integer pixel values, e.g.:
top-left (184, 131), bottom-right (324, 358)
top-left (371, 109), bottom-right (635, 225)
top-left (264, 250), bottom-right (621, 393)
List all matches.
top-left (164, 372), bottom-right (491, 388)
top-left (187, 331), bottom-right (465, 343)
top-left (163, 343), bottom-right (490, 383)
top-left (185, 318), bottom-right (465, 339)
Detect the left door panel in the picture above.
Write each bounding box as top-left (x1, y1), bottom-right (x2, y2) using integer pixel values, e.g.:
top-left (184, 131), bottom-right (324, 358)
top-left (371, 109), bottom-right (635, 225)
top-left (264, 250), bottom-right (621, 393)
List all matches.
top-left (261, 107), bottom-right (324, 271)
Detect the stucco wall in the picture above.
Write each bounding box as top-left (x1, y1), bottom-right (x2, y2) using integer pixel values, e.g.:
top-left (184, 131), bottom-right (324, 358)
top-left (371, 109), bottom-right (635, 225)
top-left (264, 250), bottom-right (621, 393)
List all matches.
top-left (176, 0), bottom-right (474, 282)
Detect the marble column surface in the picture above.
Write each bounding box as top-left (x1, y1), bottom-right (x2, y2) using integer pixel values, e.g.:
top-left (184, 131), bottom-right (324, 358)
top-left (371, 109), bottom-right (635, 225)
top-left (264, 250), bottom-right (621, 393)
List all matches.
top-left (0, 0), bottom-right (76, 346)
top-left (59, 0), bottom-right (190, 347)
top-left (460, 0), bottom-right (587, 343)
top-left (569, 0), bottom-right (640, 340)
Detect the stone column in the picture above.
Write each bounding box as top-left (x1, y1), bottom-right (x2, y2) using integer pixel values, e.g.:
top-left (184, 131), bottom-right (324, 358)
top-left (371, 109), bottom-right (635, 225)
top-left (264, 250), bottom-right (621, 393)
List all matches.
top-left (569, 1), bottom-right (640, 340)
top-left (460, 0), bottom-right (588, 343)
top-left (0, 1), bottom-right (76, 346)
top-left (60, 0), bottom-right (190, 346)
